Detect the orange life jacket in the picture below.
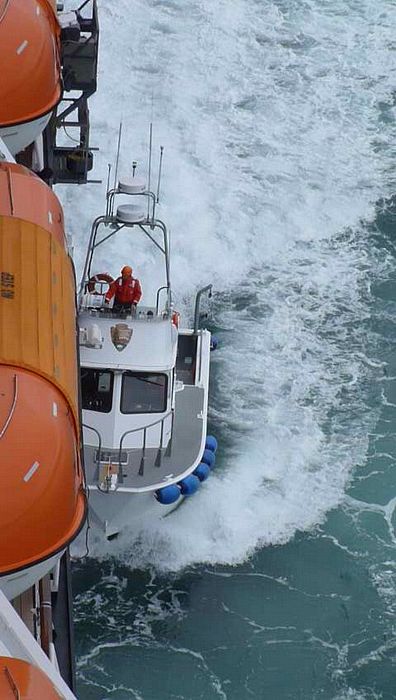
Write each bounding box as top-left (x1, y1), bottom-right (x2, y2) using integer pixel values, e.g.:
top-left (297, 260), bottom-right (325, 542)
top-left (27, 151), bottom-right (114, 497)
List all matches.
top-left (105, 276), bottom-right (142, 304)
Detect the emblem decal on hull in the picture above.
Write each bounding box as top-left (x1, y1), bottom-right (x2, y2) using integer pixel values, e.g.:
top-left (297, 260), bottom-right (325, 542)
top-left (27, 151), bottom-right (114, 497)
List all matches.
top-left (110, 323), bottom-right (133, 351)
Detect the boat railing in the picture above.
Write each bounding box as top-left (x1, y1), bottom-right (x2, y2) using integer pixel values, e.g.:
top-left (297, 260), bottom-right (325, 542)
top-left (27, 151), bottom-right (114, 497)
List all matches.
top-left (82, 423), bottom-right (109, 491)
top-left (156, 286), bottom-right (169, 314)
top-left (82, 411), bottom-right (174, 492)
top-left (118, 409), bottom-right (174, 477)
top-left (193, 284), bottom-right (213, 333)
top-left (198, 332), bottom-right (204, 384)
top-left (82, 424), bottom-right (102, 460)
top-left (78, 211), bottom-right (172, 311)
top-left (80, 280), bottom-right (170, 318)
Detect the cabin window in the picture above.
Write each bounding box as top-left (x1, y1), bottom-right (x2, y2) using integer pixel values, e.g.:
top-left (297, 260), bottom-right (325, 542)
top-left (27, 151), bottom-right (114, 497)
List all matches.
top-left (81, 369), bottom-right (114, 413)
top-left (120, 372), bottom-right (168, 414)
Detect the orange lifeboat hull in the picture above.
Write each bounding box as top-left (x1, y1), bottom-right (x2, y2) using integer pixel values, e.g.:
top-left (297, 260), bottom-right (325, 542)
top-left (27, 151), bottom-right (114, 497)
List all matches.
top-left (0, 657), bottom-right (64, 699)
top-left (0, 162), bottom-right (86, 599)
top-left (0, 0), bottom-right (62, 154)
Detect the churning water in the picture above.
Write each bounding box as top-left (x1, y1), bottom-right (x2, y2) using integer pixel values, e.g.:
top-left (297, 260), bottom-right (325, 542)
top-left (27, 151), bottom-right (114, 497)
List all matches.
top-left (59, 0), bottom-right (396, 697)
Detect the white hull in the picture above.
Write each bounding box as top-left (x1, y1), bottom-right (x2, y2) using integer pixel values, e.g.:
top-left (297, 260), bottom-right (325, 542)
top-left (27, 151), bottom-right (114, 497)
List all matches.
top-left (88, 488), bottom-right (180, 538)
top-left (0, 551), bottom-right (63, 601)
top-left (0, 112), bottom-right (51, 155)
top-left (82, 328), bottom-right (212, 538)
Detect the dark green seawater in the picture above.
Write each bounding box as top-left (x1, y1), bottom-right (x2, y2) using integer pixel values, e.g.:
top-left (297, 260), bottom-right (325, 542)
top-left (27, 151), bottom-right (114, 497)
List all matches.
top-left (65, 0), bottom-right (396, 697)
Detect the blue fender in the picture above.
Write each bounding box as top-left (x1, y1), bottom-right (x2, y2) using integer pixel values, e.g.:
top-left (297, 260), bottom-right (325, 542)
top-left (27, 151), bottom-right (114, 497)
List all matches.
top-left (155, 484), bottom-right (181, 505)
top-left (201, 448), bottom-right (216, 468)
top-left (179, 474), bottom-right (200, 496)
top-left (205, 435), bottom-right (218, 453)
top-left (210, 335), bottom-right (219, 351)
top-left (194, 462), bottom-right (211, 482)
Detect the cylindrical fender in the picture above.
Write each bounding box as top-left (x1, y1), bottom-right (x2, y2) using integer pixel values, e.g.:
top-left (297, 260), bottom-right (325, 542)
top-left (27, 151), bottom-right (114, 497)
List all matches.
top-left (194, 463), bottom-right (211, 482)
top-left (205, 435), bottom-right (218, 453)
top-left (202, 449), bottom-right (216, 468)
top-left (179, 474), bottom-right (200, 496)
top-left (155, 484), bottom-right (181, 505)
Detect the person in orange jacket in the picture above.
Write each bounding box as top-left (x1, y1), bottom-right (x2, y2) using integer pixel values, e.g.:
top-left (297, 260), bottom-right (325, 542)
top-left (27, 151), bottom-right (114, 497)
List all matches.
top-left (104, 265), bottom-right (142, 314)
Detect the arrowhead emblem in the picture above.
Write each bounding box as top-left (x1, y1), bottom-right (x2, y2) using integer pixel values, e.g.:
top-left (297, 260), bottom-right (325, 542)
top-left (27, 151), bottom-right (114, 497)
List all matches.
top-left (110, 323), bottom-right (133, 351)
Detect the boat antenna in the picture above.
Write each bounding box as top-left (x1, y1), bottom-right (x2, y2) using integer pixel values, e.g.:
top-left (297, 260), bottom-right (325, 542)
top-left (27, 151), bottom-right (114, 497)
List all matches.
top-left (105, 163), bottom-right (111, 217)
top-left (156, 146), bottom-right (164, 203)
top-left (152, 145), bottom-right (164, 221)
top-left (112, 121), bottom-right (123, 216)
top-left (147, 122), bottom-right (153, 221)
top-left (167, 225), bottom-right (172, 309)
top-left (132, 160), bottom-right (137, 177)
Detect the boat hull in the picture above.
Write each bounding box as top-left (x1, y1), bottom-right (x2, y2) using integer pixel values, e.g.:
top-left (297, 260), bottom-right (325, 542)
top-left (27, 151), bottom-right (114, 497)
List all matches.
top-left (87, 488), bottom-right (181, 538)
top-left (82, 329), bottom-right (212, 538)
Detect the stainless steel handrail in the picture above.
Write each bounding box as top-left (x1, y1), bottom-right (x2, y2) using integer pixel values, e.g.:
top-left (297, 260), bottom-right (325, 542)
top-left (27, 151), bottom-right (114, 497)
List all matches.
top-left (79, 212), bottom-right (172, 311)
top-left (83, 423), bottom-right (120, 493)
top-left (193, 284), bottom-right (212, 333)
top-left (156, 285), bottom-right (169, 313)
top-left (198, 333), bottom-right (203, 384)
top-left (82, 423), bottom-right (102, 473)
top-left (118, 409), bottom-right (174, 475)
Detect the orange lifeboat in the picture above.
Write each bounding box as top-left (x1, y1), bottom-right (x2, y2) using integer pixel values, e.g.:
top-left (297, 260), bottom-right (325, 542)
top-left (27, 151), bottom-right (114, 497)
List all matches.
top-left (0, 0), bottom-right (62, 155)
top-left (0, 162), bottom-right (86, 599)
top-left (0, 657), bottom-right (64, 699)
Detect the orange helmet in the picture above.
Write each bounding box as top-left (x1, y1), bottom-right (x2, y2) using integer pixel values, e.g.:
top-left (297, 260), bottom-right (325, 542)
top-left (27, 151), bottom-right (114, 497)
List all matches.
top-left (121, 265), bottom-right (132, 277)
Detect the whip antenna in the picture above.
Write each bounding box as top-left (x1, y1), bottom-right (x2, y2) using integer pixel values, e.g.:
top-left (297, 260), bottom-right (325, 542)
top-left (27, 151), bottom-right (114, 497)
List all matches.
top-left (112, 121), bottom-right (123, 215)
top-left (152, 145), bottom-right (164, 221)
top-left (105, 163), bottom-right (111, 217)
top-left (147, 122), bottom-right (153, 221)
top-left (156, 146), bottom-right (164, 203)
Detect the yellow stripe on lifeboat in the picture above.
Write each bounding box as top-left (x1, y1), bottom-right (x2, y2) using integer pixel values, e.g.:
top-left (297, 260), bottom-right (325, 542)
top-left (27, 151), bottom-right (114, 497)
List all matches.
top-left (0, 0), bottom-right (62, 154)
top-left (0, 162), bottom-right (86, 597)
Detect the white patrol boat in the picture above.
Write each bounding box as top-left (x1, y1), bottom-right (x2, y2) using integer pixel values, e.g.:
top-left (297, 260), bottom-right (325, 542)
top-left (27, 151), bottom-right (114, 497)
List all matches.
top-left (78, 167), bottom-right (217, 538)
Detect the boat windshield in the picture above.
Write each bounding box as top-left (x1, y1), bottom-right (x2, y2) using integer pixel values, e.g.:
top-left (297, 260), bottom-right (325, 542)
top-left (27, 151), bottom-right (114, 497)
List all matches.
top-left (121, 372), bottom-right (168, 414)
top-left (81, 369), bottom-right (114, 413)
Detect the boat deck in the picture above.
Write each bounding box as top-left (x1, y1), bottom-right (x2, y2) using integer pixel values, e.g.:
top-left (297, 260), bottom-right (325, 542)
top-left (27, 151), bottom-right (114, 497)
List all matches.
top-left (84, 384), bottom-right (205, 490)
